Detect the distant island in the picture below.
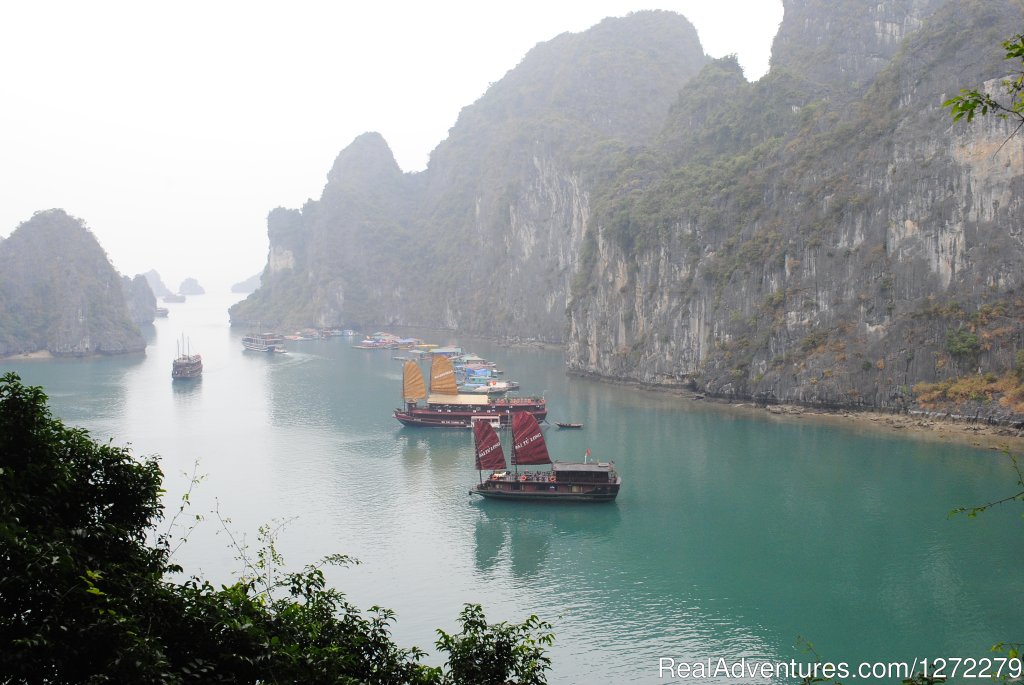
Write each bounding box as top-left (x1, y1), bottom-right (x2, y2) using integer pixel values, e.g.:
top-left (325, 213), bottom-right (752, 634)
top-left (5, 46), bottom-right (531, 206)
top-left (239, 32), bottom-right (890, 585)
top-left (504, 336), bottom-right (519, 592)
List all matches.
top-left (0, 209), bottom-right (146, 357)
top-left (178, 277), bottom-right (205, 295)
top-left (143, 270), bottom-right (173, 298)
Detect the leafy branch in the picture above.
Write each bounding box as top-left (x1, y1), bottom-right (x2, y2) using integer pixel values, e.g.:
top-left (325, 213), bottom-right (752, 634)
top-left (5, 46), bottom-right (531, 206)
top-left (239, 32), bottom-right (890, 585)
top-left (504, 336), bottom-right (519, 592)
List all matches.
top-left (948, 451), bottom-right (1024, 519)
top-left (944, 34), bottom-right (1024, 149)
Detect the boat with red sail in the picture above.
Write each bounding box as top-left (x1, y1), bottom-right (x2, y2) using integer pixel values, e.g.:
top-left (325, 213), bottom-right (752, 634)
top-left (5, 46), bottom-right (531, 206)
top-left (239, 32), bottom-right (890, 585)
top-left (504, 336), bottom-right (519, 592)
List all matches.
top-left (394, 355), bottom-right (546, 427)
top-left (469, 412), bottom-right (620, 502)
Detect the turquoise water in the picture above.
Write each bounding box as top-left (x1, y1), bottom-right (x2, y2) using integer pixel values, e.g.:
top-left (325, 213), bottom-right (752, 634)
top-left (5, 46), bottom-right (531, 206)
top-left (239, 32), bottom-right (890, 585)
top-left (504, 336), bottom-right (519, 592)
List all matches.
top-left (4, 293), bottom-right (1021, 683)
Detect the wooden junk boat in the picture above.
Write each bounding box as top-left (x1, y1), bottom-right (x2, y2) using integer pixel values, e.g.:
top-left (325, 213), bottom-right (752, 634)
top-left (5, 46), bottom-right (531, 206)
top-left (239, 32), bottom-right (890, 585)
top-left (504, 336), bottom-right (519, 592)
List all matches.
top-left (470, 413), bottom-right (620, 502)
top-left (394, 355), bottom-right (546, 428)
top-left (171, 335), bottom-right (202, 380)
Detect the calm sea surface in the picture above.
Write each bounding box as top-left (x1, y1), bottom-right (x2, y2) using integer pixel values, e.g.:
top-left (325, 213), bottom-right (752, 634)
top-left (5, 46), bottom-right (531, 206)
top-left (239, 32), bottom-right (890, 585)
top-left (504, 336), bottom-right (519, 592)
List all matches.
top-left (4, 293), bottom-right (1022, 683)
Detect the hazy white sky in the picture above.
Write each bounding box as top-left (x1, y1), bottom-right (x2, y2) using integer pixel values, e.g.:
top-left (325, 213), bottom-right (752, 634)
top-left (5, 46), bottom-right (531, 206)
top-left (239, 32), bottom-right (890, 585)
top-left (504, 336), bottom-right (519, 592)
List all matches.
top-left (0, 1), bottom-right (783, 292)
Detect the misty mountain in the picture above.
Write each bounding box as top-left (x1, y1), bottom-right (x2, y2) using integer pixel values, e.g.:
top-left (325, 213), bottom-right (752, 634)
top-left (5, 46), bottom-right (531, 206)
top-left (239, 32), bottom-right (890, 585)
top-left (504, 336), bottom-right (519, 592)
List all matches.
top-left (231, 2), bottom-right (1024, 418)
top-left (231, 272), bottom-right (262, 294)
top-left (143, 270), bottom-right (173, 298)
top-left (0, 210), bottom-right (146, 356)
top-left (179, 277), bottom-right (205, 295)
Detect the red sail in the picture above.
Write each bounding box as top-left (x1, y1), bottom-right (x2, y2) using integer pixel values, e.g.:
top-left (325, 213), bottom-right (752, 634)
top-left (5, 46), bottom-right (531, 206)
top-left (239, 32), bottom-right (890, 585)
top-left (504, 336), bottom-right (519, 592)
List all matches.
top-left (474, 421), bottom-right (507, 471)
top-left (511, 411), bottom-right (551, 466)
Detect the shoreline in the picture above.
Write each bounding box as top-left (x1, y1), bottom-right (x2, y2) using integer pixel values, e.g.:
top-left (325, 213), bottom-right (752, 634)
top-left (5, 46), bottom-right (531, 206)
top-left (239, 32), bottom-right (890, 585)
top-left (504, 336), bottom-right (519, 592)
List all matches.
top-left (755, 402), bottom-right (1024, 452)
top-left (566, 370), bottom-right (1024, 453)
top-left (1, 350), bottom-right (54, 360)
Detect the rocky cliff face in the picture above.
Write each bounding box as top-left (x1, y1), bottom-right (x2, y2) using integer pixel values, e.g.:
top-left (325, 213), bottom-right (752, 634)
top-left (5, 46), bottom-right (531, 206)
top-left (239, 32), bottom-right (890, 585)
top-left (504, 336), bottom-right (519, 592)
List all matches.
top-left (122, 275), bottom-right (157, 325)
top-left (566, 0), bottom-right (1024, 417)
top-left (236, 1), bottom-right (1024, 417)
top-left (0, 210), bottom-right (146, 357)
top-left (230, 11), bottom-right (709, 338)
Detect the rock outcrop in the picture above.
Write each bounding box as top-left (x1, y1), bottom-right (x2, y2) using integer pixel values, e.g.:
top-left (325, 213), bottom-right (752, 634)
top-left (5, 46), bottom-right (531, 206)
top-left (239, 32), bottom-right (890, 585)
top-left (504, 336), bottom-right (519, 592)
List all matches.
top-left (178, 278), bottom-right (205, 295)
top-left (0, 210), bottom-right (146, 357)
top-left (122, 275), bottom-right (157, 325)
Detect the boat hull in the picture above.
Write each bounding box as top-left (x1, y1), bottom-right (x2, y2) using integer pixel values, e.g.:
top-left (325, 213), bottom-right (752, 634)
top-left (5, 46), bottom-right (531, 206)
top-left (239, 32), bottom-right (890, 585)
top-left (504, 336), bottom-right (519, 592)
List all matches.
top-left (394, 402), bottom-right (546, 428)
top-left (470, 481), bottom-right (619, 502)
top-left (171, 355), bottom-right (203, 379)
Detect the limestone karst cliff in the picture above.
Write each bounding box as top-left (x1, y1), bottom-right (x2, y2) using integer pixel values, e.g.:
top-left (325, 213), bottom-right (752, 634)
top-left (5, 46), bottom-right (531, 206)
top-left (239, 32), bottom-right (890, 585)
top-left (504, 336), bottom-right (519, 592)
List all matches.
top-left (0, 210), bottom-right (146, 357)
top-left (122, 275), bottom-right (158, 326)
top-left (230, 10), bottom-right (709, 337)
top-left (234, 1), bottom-right (1024, 418)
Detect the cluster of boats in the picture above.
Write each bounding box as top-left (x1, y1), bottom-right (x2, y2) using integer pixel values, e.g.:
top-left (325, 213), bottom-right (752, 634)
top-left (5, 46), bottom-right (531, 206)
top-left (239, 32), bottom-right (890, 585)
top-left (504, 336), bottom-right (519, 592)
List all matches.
top-left (171, 322), bottom-right (621, 502)
top-left (353, 332), bottom-right (425, 350)
top-left (394, 350), bottom-right (621, 502)
top-left (244, 328), bottom-right (354, 350)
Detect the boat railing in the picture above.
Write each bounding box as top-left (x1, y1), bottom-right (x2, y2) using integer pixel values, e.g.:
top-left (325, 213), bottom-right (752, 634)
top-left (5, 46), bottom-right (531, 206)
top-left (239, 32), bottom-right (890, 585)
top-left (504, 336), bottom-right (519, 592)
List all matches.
top-left (499, 395), bottom-right (544, 405)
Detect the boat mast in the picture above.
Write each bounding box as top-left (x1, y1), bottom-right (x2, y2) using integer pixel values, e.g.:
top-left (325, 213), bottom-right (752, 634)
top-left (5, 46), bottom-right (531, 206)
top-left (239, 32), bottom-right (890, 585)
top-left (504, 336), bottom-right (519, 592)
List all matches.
top-left (509, 419), bottom-right (518, 476)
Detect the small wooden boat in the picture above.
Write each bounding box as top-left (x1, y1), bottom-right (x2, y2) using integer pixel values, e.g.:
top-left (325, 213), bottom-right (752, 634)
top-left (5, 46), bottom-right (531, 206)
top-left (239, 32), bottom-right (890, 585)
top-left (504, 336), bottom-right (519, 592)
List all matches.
top-left (556, 422), bottom-right (583, 429)
top-left (171, 334), bottom-right (202, 380)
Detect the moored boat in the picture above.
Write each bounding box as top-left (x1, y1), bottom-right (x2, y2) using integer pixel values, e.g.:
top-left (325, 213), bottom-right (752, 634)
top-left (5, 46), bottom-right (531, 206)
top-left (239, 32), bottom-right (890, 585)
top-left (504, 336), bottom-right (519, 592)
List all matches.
top-left (394, 356), bottom-right (545, 427)
top-left (469, 414), bottom-right (619, 502)
top-left (242, 330), bottom-right (285, 352)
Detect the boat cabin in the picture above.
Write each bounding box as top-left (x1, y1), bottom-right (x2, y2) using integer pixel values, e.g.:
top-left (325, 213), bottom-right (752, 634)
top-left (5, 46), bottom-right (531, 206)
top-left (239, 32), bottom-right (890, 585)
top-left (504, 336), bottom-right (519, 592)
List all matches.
top-left (552, 462), bottom-right (617, 483)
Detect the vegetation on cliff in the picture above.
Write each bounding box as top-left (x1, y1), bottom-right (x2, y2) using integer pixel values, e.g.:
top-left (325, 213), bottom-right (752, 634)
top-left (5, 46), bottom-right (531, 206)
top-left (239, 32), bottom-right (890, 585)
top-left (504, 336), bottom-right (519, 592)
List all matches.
top-left (567, 0), bottom-right (1024, 418)
top-left (0, 210), bottom-right (145, 357)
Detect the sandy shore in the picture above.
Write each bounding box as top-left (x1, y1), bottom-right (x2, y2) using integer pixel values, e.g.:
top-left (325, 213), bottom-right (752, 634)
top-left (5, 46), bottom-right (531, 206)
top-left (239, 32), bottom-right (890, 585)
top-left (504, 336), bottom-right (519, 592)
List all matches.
top-left (1, 350), bottom-right (53, 360)
top-left (730, 401), bottom-right (1024, 452)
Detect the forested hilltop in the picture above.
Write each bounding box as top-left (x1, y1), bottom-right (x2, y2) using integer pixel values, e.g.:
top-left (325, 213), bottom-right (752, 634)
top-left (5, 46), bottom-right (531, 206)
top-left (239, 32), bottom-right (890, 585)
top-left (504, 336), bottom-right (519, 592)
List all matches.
top-left (0, 210), bottom-right (146, 357)
top-left (232, 1), bottom-right (1024, 419)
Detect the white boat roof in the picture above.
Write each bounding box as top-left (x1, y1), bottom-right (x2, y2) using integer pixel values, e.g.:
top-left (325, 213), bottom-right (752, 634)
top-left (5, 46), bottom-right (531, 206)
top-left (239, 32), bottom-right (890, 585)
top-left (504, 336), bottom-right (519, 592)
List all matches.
top-left (427, 393), bottom-right (491, 405)
top-left (552, 462), bottom-right (615, 472)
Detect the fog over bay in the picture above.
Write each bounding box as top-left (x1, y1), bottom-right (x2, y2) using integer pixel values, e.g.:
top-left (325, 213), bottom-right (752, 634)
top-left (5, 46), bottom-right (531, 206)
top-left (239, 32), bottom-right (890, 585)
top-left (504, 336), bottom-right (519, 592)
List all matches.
top-left (0, 1), bottom-right (781, 292)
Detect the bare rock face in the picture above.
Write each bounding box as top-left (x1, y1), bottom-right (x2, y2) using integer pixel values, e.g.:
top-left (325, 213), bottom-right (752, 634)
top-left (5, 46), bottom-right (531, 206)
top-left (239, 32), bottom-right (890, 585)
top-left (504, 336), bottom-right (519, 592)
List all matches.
top-left (565, 0), bottom-right (1024, 414)
top-left (0, 209), bottom-right (146, 357)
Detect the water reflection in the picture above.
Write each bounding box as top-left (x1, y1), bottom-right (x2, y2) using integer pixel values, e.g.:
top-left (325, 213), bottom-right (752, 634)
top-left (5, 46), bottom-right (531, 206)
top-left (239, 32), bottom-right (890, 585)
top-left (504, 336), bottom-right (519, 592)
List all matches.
top-left (171, 376), bottom-right (202, 398)
top-left (471, 501), bottom-right (621, 580)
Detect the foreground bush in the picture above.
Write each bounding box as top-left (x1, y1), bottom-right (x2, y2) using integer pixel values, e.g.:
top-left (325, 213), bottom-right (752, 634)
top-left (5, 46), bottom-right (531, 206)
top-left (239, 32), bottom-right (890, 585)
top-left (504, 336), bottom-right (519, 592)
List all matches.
top-left (0, 372), bottom-right (551, 684)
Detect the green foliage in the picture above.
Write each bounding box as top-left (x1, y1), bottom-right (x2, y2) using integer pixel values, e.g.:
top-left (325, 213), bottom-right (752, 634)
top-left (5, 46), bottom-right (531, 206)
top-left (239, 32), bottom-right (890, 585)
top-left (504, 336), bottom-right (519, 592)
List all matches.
top-left (0, 373), bottom-right (554, 683)
top-left (436, 604), bottom-right (554, 685)
top-left (0, 372), bottom-right (168, 681)
top-left (944, 33), bottom-right (1024, 137)
top-left (945, 329), bottom-right (981, 359)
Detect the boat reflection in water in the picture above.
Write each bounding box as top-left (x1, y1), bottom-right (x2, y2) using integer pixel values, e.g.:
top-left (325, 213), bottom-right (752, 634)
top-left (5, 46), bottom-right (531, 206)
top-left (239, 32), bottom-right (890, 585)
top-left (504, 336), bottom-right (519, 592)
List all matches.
top-left (472, 499), bottom-right (622, 577)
